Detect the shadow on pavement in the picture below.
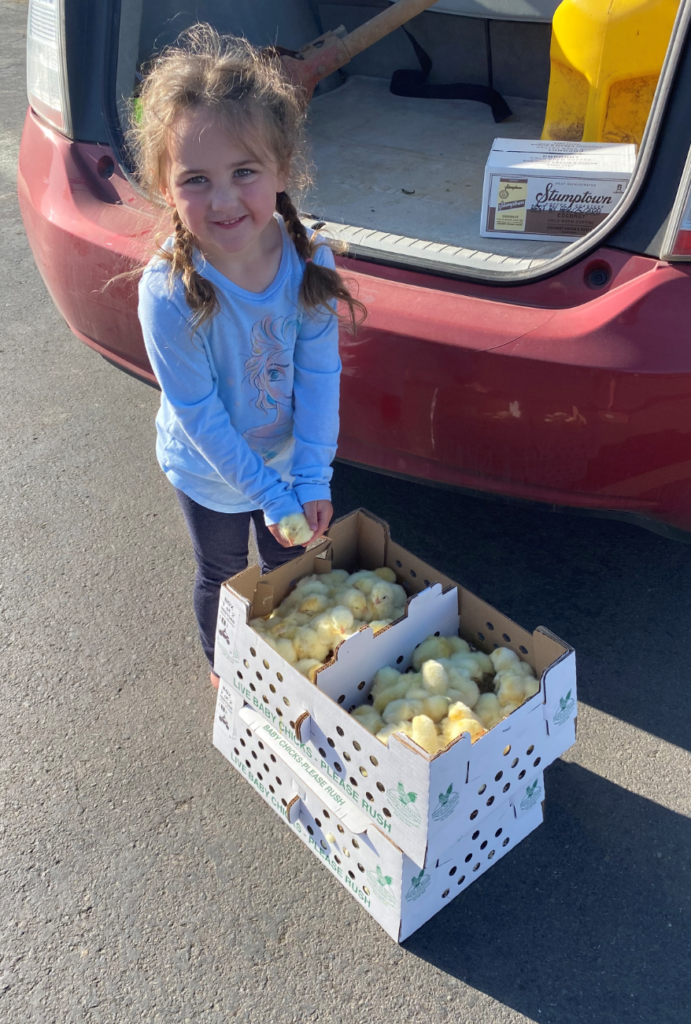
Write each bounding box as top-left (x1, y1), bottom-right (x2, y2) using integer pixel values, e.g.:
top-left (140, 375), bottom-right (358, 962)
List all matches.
top-left (331, 463), bottom-right (691, 753)
top-left (404, 760), bottom-right (691, 1024)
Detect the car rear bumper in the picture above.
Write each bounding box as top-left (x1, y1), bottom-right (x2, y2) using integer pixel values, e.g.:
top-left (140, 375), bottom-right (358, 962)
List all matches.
top-left (18, 107), bottom-right (691, 534)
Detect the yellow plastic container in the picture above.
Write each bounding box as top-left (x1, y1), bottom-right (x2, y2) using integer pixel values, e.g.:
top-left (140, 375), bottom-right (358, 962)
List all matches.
top-left (541, 0), bottom-right (680, 146)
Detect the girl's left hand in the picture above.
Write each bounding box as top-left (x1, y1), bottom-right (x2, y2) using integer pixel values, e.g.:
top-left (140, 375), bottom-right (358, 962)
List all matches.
top-left (302, 499), bottom-right (333, 546)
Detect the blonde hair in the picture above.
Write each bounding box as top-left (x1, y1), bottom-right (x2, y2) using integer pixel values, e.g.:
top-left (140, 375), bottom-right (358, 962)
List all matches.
top-left (127, 23), bottom-right (365, 330)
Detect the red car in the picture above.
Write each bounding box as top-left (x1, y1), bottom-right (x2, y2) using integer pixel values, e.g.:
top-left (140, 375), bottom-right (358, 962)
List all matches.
top-left (18, 0), bottom-right (691, 537)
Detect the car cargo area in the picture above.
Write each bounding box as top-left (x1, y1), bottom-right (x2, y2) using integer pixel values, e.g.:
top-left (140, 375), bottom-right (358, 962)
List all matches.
top-left (122, 0), bottom-right (662, 276)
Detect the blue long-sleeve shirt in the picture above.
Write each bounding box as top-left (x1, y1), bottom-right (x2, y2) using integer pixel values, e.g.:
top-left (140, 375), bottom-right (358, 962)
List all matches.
top-left (138, 219), bottom-right (341, 524)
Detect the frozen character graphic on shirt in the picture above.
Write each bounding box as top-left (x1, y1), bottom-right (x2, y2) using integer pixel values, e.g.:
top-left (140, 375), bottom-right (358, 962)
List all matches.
top-left (242, 315), bottom-right (297, 463)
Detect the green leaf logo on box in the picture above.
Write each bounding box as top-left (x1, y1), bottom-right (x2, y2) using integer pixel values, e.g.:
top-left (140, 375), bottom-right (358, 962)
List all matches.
top-left (553, 689), bottom-right (576, 727)
top-left (366, 864), bottom-right (397, 906)
top-left (519, 777), bottom-right (543, 813)
top-left (404, 867), bottom-right (431, 902)
top-left (431, 782), bottom-right (460, 822)
top-left (386, 782), bottom-right (422, 828)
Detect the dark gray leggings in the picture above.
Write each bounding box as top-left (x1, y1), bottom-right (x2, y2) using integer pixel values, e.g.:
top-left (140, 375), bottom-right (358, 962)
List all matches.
top-left (175, 489), bottom-right (303, 667)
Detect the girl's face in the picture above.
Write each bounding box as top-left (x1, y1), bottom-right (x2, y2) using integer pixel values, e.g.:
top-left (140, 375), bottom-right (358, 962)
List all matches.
top-left (161, 106), bottom-right (287, 263)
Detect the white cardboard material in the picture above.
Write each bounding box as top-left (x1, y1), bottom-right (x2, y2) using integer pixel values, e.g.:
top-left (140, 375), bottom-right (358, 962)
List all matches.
top-left (213, 509), bottom-right (576, 869)
top-left (480, 138), bottom-right (636, 241)
top-left (214, 683), bottom-right (544, 943)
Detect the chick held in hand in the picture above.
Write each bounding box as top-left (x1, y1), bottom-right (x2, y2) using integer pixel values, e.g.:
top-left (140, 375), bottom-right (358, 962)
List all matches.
top-left (277, 512), bottom-right (313, 546)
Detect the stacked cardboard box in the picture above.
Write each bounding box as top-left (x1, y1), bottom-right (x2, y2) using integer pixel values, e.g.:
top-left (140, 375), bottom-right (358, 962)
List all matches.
top-left (212, 510), bottom-right (576, 941)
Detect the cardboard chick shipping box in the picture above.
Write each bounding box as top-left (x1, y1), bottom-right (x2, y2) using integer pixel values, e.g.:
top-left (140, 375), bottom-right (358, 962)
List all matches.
top-left (481, 138), bottom-right (636, 241)
top-left (214, 683), bottom-right (545, 942)
top-left (214, 509), bottom-right (577, 869)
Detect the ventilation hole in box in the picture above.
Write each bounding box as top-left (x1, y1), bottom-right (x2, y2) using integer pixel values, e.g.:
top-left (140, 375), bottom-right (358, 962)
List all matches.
top-left (477, 632), bottom-right (485, 642)
top-left (276, 708), bottom-right (283, 718)
top-left (269, 785), bottom-right (275, 794)
top-left (470, 809), bottom-right (478, 820)
top-left (477, 784), bottom-right (487, 795)
top-left (348, 870), bottom-right (355, 880)
top-left (249, 683), bottom-right (256, 692)
top-left (359, 766), bottom-right (368, 777)
top-left (495, 828), bottom-right (503, 838)
top-left (502, 633), bottom-right (511, 643)
top-left (337, 695), bottom-right (345, 705)
top-left (336, 726), bottom-right (345, 737)
top-left (343, 751), bottom-right (351, 762)
top-left (351, 838), bottom-right (360, 850)
top-left (395, 560), bottom-right (402, 568)
top-left (281, 798), bottom-right (287, 808)
top-left (353, 740), bottom-right (362, 752)
top-left (275, 777), bottom-right (282, 786)
top-left (442, 888), bottom-right (450, 898)
top-left (289, 721), bottom-right (295, 730)
top-left (503, 745), bottom-right (511, 756)
top-left (263, 763), bottom-right (270, 773)
top-left (237, 671), bottom-right (244, 680)
top-left (511, 757), bottom-right (519, 768)
top-left (486, 622), bottom-right (494, 632)
top-left (518, 769), bottom-right (526, 780)
top-left (370, 755), bottom-right (379, 767)
top-left (327, 737), bottom-right (335, 748)
top-left (503, 782), bottom-right (511, 793)
top-left (366, 791), bottom-right (374, 801)
top-left (343, 848), bottom-right (351, 858)
top-left (526, 745), bottom-right (534, 755)
top-left (424, 579), bottom-right (430, 587)
top-left (320, 840), bottom-right (328, 850)
top-left (334, 855), bottom-right (341, 865)
top-left (493, 643), bottom-right (499, 649)
top-left (251, 751), bottom-right (258, 760)
top-left (249, 648), bottom-right (256, 658)
top-left (486, 796), bottom-right (495, 806)
top-left (480, 840), bottom-right (488, 850)
top-left (233, 747), bottom-right (240, 757)
top-left (457, 875), bottom-right (466, 885)
top-left (376, 781), bottom-right (385, 793)
top-left (270, 754), bottom-right (277, 763)
top-left (488, 850), bottom-right (495, 860)
top-left (383, 807), bottom-right (392, 818)
top-left (262, 658), bottom-right (270, 669)
top-left (256, 672), bottom-right (263, 682)
top-left (276, 672), bottom-right (283, 683)
top-left (357, 681), bottom-right (366, 691)
top-left (322, 809), bottom-right (330, 818)
top-left (256, 771), bottom-right (263, 781)
top-left (349, 705), bottom-right (357, 713)
top-left (464, 853), bottom-right (472, 863)
top-left (410, 569), bottom-right (417, 578)
top-left (334, 762), bottom-right (342, 773)
top-left (306, 825), bottom-right (314, 835)
top-left (349, 777), bottom-right (358, 787)
top-left (258, 741), bottom-right (264, 750)
top-left (239, 738), bottom-right (246, 748)
top-left (433, 631), bottom-right (440, 637)
top-left (502, 837), bottom-right (510, 847)
top-left (243, 659), bottom-right (250, 669)
top-left (315, 817), bottom-right (322, 828)
top-left (449, 866), bottom-right (457, 876)
top-left (363, 885), bottom-right (370, 895)
top-left (473, 862), bottom-right (481, 872)
top-left (262, 695), bottom-right (269, 705)
top-left (495, 771), bottom-right (503, 782)
top-left (358, 863), bottom-right (365, 873)
top-left (318, 747), bottom-right (326, 758)
top-left (519, 645), bottom-right (528, 655)
top-left (337, 824), bottom-right (345, 834)
top-left (533, 757), bottom-right (542, 767)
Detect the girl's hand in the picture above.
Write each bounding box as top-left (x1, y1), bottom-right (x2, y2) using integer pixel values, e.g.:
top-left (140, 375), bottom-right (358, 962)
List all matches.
top-left (266, 523), bottom-right (295, 548)
top-left (302, 500), bottom-right (333, 545)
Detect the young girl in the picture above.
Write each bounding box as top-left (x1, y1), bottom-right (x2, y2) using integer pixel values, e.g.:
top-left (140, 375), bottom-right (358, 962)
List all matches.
top-left (130, 25), bottom-right (364, 688)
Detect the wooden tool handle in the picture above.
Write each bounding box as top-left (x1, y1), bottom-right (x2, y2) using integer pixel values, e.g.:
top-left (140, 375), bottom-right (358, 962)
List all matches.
top-left (342, 0), bottom-right (438, 59)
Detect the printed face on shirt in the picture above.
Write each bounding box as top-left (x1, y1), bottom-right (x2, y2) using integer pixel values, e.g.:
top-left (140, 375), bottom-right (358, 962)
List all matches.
top-left (161, 106), bottom-right (287, 266)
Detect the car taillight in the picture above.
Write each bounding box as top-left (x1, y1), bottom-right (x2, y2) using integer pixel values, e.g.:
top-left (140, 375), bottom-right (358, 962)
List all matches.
top-left (26, 0), bottom-right (70, 135)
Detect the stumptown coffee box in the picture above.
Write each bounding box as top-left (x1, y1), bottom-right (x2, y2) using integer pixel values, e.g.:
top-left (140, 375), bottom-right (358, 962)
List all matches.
top-left (214, 682), bottom-right (546, 942)
top-left (481, 138), bottom-right (636, 241)
top-left (212, 511), bottom-right (577, 881)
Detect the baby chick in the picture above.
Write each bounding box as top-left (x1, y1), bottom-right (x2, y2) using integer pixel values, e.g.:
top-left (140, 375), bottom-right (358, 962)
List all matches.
top-left (438, 659), bottom-right (480, 708)
top-left (412, 636), bottom-right (452, 670)
top-left (490, 646), bottom-right (521, 674)
top-left (263, 635), bottom-right (298, 664)
top-left (350, 705), bottom-right (384, 735)
top-left (494, 669), bottom-right (530, 708)
top-left (421, 659), bottom-right (449, 695)
top-left (376, 721), bottom-right (413, 745)
top-left (371, 665), bottom-right (402, 697)
top-left (294, 658), bottom-right (322, 682)
top-left (374, 566), bottom-right (397, 583)
top-left (332, 587), bottom-right (369, 620)
top-left (474, 692), bottom-right (504, 730)
top-left (442, 715), bottom-right (486, 744)
top-left (277, 512), bottom-right (313, 546)
top-left (382, 698), bottom-right (425, 725)
top-left (421, 694), bottom-right (451, 723)
top-left (411, 715), bottom-right (442, 754)
top-left (292, 626), bottom-right (330, 663)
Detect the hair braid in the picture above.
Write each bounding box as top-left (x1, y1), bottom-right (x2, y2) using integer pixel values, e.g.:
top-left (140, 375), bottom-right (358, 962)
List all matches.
top-left (276, 191), bottom-right (366, 332)
top-left (168, 209), bottom-right (219, 328)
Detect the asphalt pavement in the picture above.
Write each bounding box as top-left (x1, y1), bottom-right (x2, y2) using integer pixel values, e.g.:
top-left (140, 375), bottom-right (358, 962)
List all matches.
top-left (1, 2), bottom-right (690, 1022)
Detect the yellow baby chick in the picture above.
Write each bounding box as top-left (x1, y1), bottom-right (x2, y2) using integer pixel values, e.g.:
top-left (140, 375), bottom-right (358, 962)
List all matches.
top-left (446, 636), bottom-right (471, 655)
top-left (350, 705), bottom-right (384, 735)
top-left (447, 700), bottom-right (480, 723)
top-left (474, 692), bottom-right (504, 730)
top-left (348, 570), bottom-right (380, 595)
top-left (411, 715), bottom-right (443, 755)
top-left (421, 659), bottom-right (449, 695)
top-left (249, 617), bottom-right (269, 633)
top-left (292, 626), bottom-right (330, 663)
top-left (374, 566), bottom-right (397, 583)
top-left (277, 513), bottom-right (313, 546)
top-left (372, 677), bottom-right (411, 713)
top-left (382, 698), bottom-right (425, 725)
top-left (438, 659), bottom-right (480, 708)
top-left (412, 636), bottom-right (452, 670)
top-left (371, 665), bottom-right (402, 697)
top-left (369, 619), bottom-right (392, 634)
top-left (449, 652), bottom-right (489, 682)
top-left (263, 635), bottom-right (298, 665)
top-left (523, 675), bottom-right (541, 699)
top-left (376, 721), bottom-right (413, 745)
top-left (320, 569), bottom-right (350, 589)
top-left (298, 592), bottom-right (330, 616)
top-left (501, 701), bottom-right (521, 719)
top-left (333, 587), bottom-right (369, 620)
top-left (422, 695), bottom-right (451, 723)
top-left (294, 658), bottom-right (322, 682)
top-left (442, 715), bottom-right (486, 744)
top-left (366, 581), bottom-right (401, 622)
top-left (494, 670), bottom-right (530, 708)
top-left (490, 646), bottom-right (521, 674)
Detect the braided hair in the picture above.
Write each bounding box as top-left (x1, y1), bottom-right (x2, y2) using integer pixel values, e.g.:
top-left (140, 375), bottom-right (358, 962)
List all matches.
top-left (127, 24), bottom-right (366, 331)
